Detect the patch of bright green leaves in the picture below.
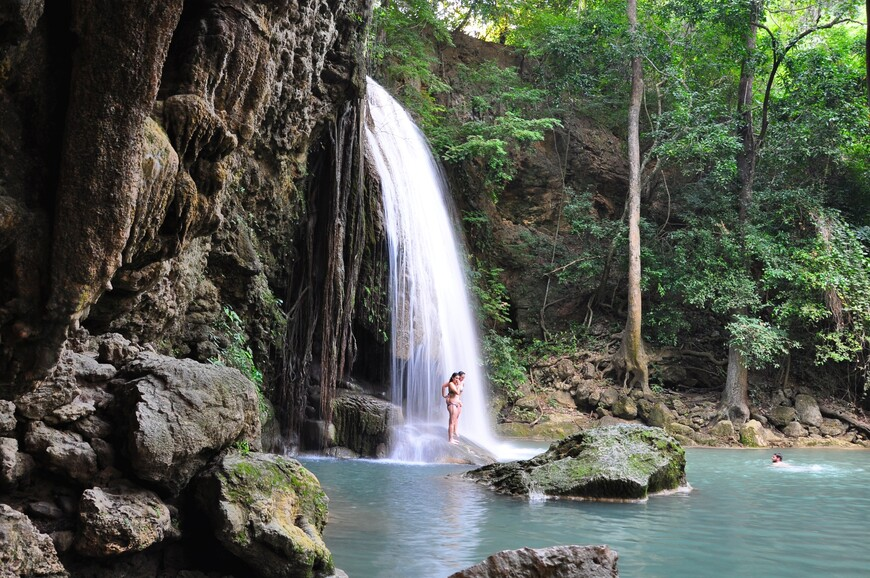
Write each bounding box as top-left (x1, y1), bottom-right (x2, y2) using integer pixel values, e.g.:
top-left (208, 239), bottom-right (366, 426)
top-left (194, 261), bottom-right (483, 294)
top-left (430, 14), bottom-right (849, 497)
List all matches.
top-left (438, 63), bottom-right (560, 200)
top-left (210, 305), bottom-right (273, 423)
top-left (482, 330), bottom-right (527, 404)
top-left (468, 257), bottom-right (511, 327)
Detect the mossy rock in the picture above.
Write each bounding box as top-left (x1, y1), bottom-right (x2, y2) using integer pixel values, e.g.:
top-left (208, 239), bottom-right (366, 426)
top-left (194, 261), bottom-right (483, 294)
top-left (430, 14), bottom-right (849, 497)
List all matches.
top-left (466, 424), bottom-right (686, 501)
top-left (195, 451), bottom-right (333, 578)
top-left (739, 420), bottom-right (767, 447)
top-left (646, 402), bottom-right (674, 428)
top-left (331, 392), bottom-right (399, 457)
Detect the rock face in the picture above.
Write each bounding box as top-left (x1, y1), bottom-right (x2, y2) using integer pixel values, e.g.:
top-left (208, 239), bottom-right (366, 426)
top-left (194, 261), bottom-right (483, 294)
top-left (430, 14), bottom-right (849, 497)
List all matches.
top-left (118, 351), bottom-right (262, 494)
top-left (0, 0), bottom-right (378, 444)
top-left (194, 451), bottom-right (333, 578)
top-left (2, 36), bottom-right (381, 578)
top-left (330, 391), bottom-right (399, 457)
top-left (0, 331), bottom-right (340, 576)
top-left (75, 486), bottom-right (172, 557)
top-left (0, 503), bottom-right (67, 577)
top-left (449, 545), bottom-right (619, 578)
top-left (466, 424), bottom-right (686, 500)
top-left (0, 437), bottom-right (35, 489)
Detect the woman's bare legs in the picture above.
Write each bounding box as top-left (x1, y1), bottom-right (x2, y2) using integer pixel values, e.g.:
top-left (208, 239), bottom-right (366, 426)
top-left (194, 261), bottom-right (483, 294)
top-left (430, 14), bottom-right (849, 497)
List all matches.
top-left (447, 404), bottom-right (457, 442)
top-left (454, 404), bottom-right (462, 440)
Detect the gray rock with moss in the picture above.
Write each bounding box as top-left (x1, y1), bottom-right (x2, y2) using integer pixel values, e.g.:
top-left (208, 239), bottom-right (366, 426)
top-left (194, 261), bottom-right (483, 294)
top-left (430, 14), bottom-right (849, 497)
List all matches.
top-left (449, 545), bottom-right (619, 578)
top-left (117, 352), bottom-right (262, 494)
top-left (331, 391), bottom-right (399, 457)
top-left (194, 451), bottom-right (336, 578)
top-left (75, 485), bottom-right (172, 557)
top-left (0, 503), bottom-right (67, 577)
top-left (465, 424), bottom-right (686, 500)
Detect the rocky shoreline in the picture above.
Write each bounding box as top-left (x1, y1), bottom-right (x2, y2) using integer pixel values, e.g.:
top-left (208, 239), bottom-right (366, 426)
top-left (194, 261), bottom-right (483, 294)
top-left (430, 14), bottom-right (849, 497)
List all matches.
top-left (493, 353), bottom-right (870, 450)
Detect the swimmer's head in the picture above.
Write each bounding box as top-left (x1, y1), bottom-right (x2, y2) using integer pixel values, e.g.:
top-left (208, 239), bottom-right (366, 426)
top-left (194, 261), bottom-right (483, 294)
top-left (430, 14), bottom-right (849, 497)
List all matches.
top-left (771, 453), bottom-right (783, 463)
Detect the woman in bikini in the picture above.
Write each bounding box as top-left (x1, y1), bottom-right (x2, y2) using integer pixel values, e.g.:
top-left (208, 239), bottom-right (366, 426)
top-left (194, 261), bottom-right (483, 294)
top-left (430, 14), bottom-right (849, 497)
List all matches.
top-left (442, 372), bottom-right (463, 443)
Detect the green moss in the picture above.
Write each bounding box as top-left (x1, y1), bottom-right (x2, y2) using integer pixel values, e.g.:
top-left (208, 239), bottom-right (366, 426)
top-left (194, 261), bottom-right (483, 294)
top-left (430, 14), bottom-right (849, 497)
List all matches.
top-left (474, 424), bottom-right (686, 499)
top-left (234, 530), bottom-right (250, 547)
top-left (221, 455), bottom-right (328, 525)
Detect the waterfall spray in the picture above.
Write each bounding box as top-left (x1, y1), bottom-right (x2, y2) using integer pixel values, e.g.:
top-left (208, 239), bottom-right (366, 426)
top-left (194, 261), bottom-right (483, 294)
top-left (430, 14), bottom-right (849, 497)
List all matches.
top-left (364, 78), bottom-right (499, 460)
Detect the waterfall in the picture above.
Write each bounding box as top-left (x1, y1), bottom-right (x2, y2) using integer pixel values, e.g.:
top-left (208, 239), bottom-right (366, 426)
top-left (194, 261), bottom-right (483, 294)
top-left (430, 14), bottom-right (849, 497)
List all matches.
top-left (364, 78), bottom-right (498, 460)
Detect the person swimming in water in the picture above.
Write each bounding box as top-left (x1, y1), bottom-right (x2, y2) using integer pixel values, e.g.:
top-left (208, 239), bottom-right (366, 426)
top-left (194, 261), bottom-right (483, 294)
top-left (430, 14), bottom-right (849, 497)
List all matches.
top-left (771, 453), bottom-right (787, 466)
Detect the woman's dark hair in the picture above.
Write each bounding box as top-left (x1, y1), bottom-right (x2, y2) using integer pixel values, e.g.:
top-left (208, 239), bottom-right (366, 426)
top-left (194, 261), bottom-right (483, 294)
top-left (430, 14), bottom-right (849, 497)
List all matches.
top-left (449, 372), bottom-right (459, 381)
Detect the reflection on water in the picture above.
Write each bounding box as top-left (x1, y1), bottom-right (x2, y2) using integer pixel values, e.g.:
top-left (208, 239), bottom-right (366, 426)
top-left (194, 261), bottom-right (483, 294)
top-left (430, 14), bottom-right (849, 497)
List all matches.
top-left (301, 448), bottom-right (870, 578)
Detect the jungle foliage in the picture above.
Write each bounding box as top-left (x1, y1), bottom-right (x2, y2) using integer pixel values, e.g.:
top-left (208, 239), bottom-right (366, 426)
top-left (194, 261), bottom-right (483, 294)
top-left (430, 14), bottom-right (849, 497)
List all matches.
top-left (371, 0), bottom-right (870, 403)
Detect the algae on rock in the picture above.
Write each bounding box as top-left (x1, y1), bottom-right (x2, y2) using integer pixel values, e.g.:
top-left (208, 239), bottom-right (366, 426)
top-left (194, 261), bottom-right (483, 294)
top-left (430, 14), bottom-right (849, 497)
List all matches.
top-left (466, 424), bottom-right (686, 500)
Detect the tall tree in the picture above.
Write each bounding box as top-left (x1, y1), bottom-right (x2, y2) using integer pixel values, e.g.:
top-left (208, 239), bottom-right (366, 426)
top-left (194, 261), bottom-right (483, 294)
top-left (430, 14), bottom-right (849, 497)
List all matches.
top-left (618, 0), bottom-right (651, 395)
top-left (721, 0), bottom-right (761, 424)
top-left (721, 0), bottom-right (857, 423)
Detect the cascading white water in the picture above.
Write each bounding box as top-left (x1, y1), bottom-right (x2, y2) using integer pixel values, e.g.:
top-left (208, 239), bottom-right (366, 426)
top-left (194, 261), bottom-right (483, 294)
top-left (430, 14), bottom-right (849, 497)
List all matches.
top-left (364, 78), bottom-right (499, 461)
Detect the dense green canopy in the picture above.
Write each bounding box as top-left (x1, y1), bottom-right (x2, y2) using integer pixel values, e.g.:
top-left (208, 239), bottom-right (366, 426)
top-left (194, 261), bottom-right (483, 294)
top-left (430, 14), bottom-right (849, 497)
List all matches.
top-left (370, 0), bottom-right (870, 408)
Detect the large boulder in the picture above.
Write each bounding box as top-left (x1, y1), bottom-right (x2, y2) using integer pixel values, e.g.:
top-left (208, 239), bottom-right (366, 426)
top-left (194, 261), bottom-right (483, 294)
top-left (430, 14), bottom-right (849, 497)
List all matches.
top-left (449, 545), bottom-right (619, 578)
top-left (75, 485), bottom-right (172, 557)
top-left (739, 420), bottom-right (768, 447)
top-left (611, 395), bottom-right (637, 420)
top-left (466, 424), bottom-right (686, 500)
top-left (783, 421), bottom-right (808, 438)
top-left (819, 418), bottom-right (847, 437)
top-left (644, 401), bottom-right (674, 428)
top-left (194, 451), bottom-right (334, 578)
top-left (0, 400), bottom-right (16, 434)
top-left (23, 421), bottom-right (99, 484)
top-left (709, 420), bottom-right (735, 440)
top-left (0, 504), bottom-right (67, 577)
top-left (331, 392), bottom-right (399, 456)
top-left (14, 350), bottom-right (79, 420)
top-left (794, 394), bottom-right (823, 427)
top-left (118, 352), bottom-right (261, 494)
top-left (769, 405), bottom-right (797, 428)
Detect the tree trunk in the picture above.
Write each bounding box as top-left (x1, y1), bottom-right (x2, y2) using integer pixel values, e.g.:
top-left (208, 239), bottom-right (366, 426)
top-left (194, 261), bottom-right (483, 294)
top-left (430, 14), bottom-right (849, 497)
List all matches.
top-left (722, 344), bottom-right (750, 423)
top-left (722, 1), bottom-right (761, 423)
top-left (618, 0), bottom-right (650, 396)
top-left (735, 2), bottom-right (759, 223)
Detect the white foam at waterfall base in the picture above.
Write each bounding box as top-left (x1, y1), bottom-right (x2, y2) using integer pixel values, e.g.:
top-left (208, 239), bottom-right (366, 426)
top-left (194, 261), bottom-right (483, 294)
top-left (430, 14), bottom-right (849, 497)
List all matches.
top-left (365, 77), bottom-right (509, 460)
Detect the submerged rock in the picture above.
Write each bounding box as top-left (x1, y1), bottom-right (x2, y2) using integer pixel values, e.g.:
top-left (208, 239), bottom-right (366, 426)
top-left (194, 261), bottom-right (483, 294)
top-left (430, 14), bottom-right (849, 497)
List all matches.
top-left (449, 545), bottom-right (619, 578)
top-left (465, 424), bottom-right (685, 500)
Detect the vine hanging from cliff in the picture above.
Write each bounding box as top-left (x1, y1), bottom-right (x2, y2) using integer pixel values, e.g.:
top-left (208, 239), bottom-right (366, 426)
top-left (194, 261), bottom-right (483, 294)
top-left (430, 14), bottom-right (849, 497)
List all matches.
top-left (277, 100), bottom-right (368, 446)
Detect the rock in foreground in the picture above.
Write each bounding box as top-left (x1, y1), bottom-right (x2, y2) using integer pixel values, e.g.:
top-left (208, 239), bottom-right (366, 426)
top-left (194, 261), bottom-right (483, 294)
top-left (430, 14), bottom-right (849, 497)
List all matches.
top-left (449, 545), bottom-right (618, 578)
top-left (466, 424), bottom-right (685, 500)
top-left (194, 451), bottom-right (334, 578)
top-left (0, 503), bottom-right (67, 577)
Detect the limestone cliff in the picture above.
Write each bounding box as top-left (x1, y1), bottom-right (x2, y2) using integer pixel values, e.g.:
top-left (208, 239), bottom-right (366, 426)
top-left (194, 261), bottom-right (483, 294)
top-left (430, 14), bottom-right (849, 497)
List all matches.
top-left (0, 0), bottom-right (377, 575)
